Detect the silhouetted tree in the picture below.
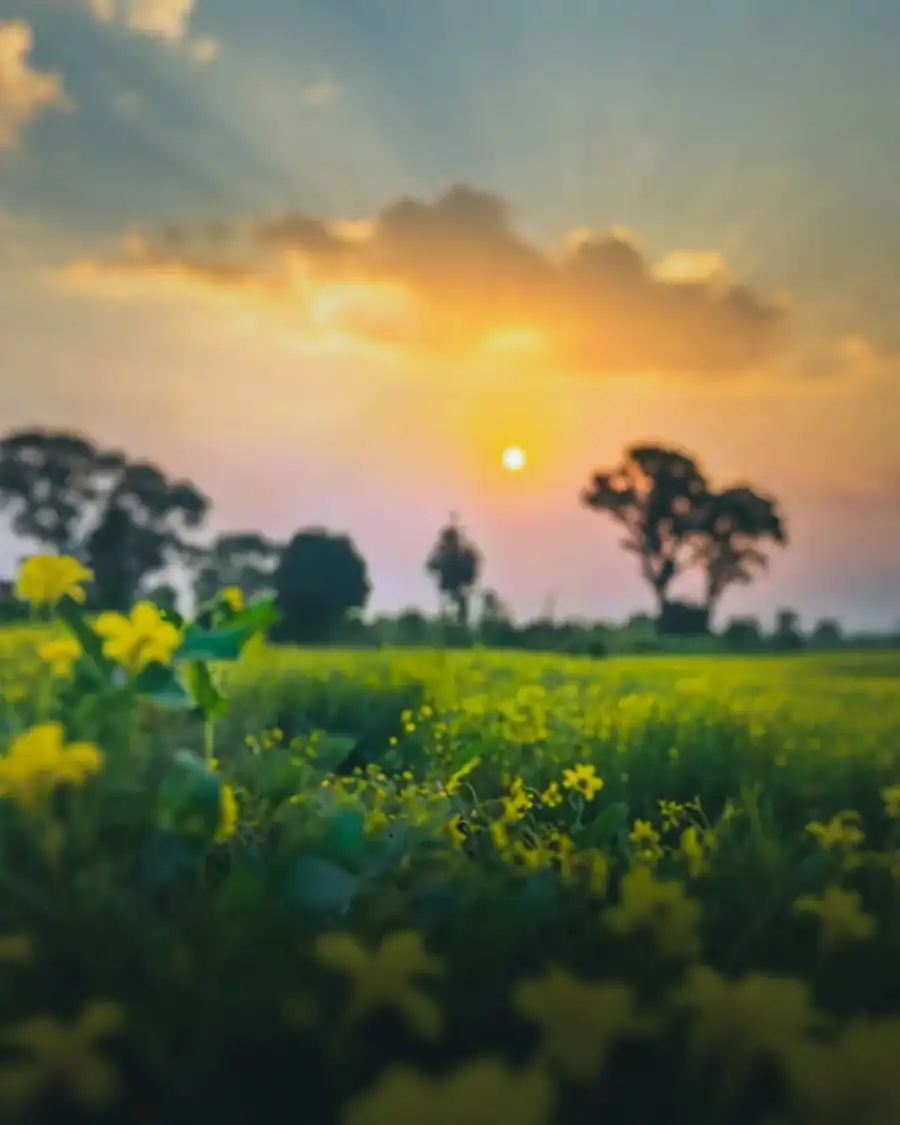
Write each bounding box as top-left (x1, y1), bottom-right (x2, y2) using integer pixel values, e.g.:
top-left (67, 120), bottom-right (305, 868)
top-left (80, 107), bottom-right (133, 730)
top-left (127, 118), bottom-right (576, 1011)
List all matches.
top-left (691, 486), bottom-right (786, 622)
top-left (581, 445), bottom-right (708, 616)
top-left (721, 616), bottom-right (763, 650)
top-left (425, 514), bottom-right (481, 626)
top-left (192, 532), bottom-right (282, 608)
top-left (270, 529), bottom-right (371, 644)
top-left (0, 428), bottom-right (208, 610)
top-left (582, 443), bottom-right (787, 625)
top-left (479, 588), bottom-right (510, 627)
top-left (478, 588), bottom-right (516, 647)
top-left (395, 609), bottom-right (431, 646)
top-left (773, 609), bottom-right (804, 651)
top-left (658, 600), bottom-right (710, 636)
top-left (810, 618), bottom-right (843, 648)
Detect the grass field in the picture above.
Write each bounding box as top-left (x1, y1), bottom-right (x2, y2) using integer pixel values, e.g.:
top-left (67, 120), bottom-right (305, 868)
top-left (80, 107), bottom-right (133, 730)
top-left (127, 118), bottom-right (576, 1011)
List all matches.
top-left (2, 609), bottom-right (900, 1124)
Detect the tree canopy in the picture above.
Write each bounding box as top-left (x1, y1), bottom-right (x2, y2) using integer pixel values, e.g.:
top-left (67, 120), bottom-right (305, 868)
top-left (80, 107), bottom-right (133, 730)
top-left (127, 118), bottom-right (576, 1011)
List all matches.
top-left (581, 443), bottom-right (786, 624)
top-left (425, 515), bottom-right (481, 626)
top-left (0, 428), bottom-right (208, 610)
top-left (270, 529), bottom-right (371, 644)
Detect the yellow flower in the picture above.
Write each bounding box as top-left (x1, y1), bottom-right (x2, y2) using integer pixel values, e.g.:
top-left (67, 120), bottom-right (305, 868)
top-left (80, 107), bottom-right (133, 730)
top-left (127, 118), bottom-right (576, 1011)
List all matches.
top-left (446, 814), bottom-right (468, 847)
top-left (679, 826), bottom-right (717, 878)
top-left (583, 848), bottom-right (610, 896)
top-left (628, 819), bottom-right (664, 863)
top-left (503, 776), bottom-right (534, 817)
top-left (794, 886), bottom-right (875, 952)
top-left (539, 781), bottom-right (563, 807)
top-left (443, 756), bottom-right (477, 801)
top-left (93, 602), bottom-right (181, 673)
top-left (805, 811), bottom-right (865, 853)
top-left (880, 785), bottom-right (900, 819)
top-left (513, 966), bottom-right (648, 1081)
top-left (0, 933), bottom-right (32, 965)
top-left (14, 555), bottom-right (93, 607)
top-left (490, 818), bottom-right (510, 851)
top-left (786, 1016), bottom-right (900, 1125)
top-left (659, 799), bottom-right (687, 831)
top-left (561, 763), bottom-right (604, 800)
top-left (603, 866), bottom-right (702, 960)
top-left (214, 784), bottom-right (238, 843)
top-left (314, 930), bottom-right (445, 1039)
top-left (0, 1001), bottom-right (125, 1113)
top-left (671, 967), bottom-right (830, 1109)
top-left (37, 636), bottom-right (82, 678)
top-left (342, 1057), bottom-right (552, 1125)
top-left (0, 723), bottom-right (103, 812)
top-left (221, 586), bottom-right (244, 613)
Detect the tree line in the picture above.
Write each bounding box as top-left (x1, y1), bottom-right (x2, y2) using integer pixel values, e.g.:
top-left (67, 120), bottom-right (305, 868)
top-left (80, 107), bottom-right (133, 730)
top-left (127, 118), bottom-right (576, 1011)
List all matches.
top-left (0, 426), bottom-right (878, 652)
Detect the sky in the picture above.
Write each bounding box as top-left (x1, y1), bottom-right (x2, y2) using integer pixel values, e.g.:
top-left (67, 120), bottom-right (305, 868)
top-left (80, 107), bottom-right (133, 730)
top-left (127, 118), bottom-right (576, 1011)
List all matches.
top-left (1, 0), bottom-right (899, 629)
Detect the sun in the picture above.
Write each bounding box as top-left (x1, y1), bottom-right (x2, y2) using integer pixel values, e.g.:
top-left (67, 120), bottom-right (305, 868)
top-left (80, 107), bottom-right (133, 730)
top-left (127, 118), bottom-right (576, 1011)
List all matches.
top-left (501, 446), bottom-right (527, 472)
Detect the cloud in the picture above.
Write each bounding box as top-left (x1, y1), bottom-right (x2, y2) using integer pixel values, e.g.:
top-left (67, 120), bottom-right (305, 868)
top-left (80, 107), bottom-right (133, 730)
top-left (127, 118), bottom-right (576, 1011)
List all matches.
top-left (300, 80), bottom-right (342, 107)
top-left (85, 0), bottom-right (219, 62)
top-left (0, 21), bottom-right (70, 149)
top-left (86, 0), bottom-right (116, 20)
top-left (56, 183), bottom-right (791, 375)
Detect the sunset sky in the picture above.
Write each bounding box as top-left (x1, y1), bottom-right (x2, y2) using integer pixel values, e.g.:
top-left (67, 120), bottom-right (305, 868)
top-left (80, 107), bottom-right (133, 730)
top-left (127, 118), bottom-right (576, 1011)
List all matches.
top-left (1, 0), bottom-right (899, 628)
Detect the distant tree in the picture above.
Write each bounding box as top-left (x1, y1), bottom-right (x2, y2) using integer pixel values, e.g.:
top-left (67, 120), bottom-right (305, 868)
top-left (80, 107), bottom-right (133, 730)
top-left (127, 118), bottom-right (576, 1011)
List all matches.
top-left (810, 618), bottom-right (843, 648)
top-left (581, 443), bottom-right (786, 625)
top-left (477, 588), bottom-right (516, 647)
top-left (0, 429), bottom-right (208, 611)
top-left (691, 486), bottom-right (786, 623)
top-left (425, 514), bottom-right (481, 626)
top-left (773, 609), bottom-right (804, 651)
top-left (658, 600), bottom-right (710, 636)
top-left (721, 616), bottom-right (763, 650)
top-left (479, 588), bottom-right (510, 626)
top-left (395, 609), bottom-right (430, 646)
top-left (270, 529), bottom-right (371, 644)
top-left (581, 445), bottom-right (708, 617)
top-left (192, 532), bottom-right (282, 608)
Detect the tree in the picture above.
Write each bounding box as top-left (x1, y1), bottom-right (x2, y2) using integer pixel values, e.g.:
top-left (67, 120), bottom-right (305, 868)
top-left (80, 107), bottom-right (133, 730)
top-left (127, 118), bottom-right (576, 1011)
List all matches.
top-left (0, 428), bottom-right (208, 610)
top-left (810, 618), bottom-right (843, 648)
top-left (425, 514), bottom-right (481, 626)
top-left (773, 609), bottom-right (804, 651)
top-left (581, 443), bottom-right (787, 624)
top-left (192, 532), bottom-right (282, 608)
top-left (83, 464), bottom-right (207, 611)
top-left (581, 445), bottom-right (708, 616)
top-left (721, 616), bottom-right (763, 650)
top-left (270, 529), bottom-right (371, 644)
top-left (691, 486), bottom-right (786, 622)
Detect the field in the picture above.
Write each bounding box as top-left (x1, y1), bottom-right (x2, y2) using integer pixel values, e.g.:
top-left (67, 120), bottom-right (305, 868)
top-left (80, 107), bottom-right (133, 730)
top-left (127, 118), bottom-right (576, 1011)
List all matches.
top-left (2, 602), bottom-right (900, 1124)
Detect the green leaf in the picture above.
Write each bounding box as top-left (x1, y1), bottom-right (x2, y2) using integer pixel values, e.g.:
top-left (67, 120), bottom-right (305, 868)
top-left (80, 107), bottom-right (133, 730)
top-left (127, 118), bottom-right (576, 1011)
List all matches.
top-left (183, 661), bottom-right (228, 719)
top-left (56, 598), bottom-right (114, 679)
top-left (159, 606), bottom-right (185, 630)
top-left (133, 662), bottom-right (194, 710)
top-left (156, 749), bottom-right (223, 839)
top-left (176, 625), bottom-right (246, 663)
top-left (176, 597), bottom-right (280, 664)
top-left (578, 801), bottom-right (631, 847)
top-left (325, 808), bottom-right (367, 863)
top-left (308, 732), bottom-right (359, 773)
top-left (225, 596), bottom-right (280, 637)
top-left (282, 857), bottom-right (360, 914)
